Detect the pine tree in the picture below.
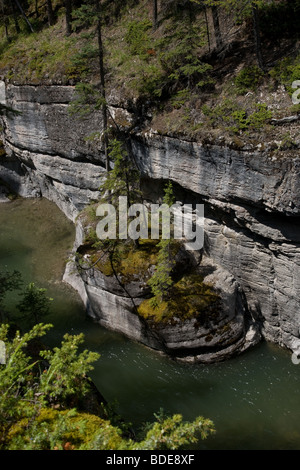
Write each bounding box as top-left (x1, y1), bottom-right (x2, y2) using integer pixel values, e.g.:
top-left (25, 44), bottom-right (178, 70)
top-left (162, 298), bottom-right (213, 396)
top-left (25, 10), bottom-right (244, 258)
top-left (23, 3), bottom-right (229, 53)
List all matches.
top-left (99, 139), bottom-right (141, 208)
top-left (148, 181), bottom-right (176, 306)
top-left (211, 4), bottom-right (222, 49)
top-left (0, 0), bottom-right (34, 36)
top-left (11, 1), bottom-right (20, 34)
top-left (71, 0), bottom-right (109, 171)
top-left (203, 0), bottom-right (266, 70)
top-left (0, 321), bottom-right (215, 449)
top-left (16, 283), bottom-right (53, 327)
top-left (251, 1), bottom-right (264, 71)
top-left (0, 270), bottom-right (22, 322)
top-left (157, 0), bottom-right (212, 92)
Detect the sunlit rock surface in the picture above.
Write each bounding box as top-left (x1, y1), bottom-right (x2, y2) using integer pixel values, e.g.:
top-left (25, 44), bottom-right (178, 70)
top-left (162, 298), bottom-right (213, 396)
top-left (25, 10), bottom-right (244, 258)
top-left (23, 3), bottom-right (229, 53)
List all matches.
top-left (1, 81), bottom-right (299, 359)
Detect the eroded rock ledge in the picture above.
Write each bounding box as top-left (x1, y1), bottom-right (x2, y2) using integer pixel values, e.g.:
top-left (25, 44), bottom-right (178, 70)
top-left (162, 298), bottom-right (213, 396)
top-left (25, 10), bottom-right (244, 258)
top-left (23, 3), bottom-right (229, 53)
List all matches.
top-left (0, 81), bottom-right (299, 361)
top-left (63, 218), bottom-right (260, 363)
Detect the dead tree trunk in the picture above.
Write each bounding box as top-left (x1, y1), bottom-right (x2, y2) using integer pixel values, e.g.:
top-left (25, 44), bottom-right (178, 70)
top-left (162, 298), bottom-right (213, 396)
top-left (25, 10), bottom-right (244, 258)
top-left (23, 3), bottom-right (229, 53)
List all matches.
top-left (95, 0), bottom-right (109, 173)
top-left (252, 2), bottom-right (265, 71)
top-left (13, 0), bottom-right (34, 32)
top-left (46, 0), bottom-right (55, 26)
top-left (211, 5), bottom-right (222, 49)
top-left (153, 0), bottom-right (158, 30)
top-left (65, 0), bottom-right (72, 35)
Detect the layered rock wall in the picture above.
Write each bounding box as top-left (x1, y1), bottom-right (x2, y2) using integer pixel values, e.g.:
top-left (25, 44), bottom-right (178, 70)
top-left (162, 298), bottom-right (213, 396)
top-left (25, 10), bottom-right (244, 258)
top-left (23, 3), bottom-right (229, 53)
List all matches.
top-left (132, 134), bottom-right (300, 352)
top-left (1, 81), bottom-right (299, 357)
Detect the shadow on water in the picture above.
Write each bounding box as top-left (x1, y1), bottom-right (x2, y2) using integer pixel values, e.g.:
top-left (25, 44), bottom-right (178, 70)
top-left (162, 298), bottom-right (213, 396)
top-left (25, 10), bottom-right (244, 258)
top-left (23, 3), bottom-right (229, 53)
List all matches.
top-left (1, 197), bottom-right (300, 450)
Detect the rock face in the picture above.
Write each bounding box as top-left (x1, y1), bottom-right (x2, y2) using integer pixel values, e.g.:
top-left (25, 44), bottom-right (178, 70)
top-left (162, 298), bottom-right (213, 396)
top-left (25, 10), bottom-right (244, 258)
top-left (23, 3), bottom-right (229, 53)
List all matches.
top-left (63, 218), bottom-right (259, 363)
top-left (0, 81), bottom-right (299, 360)
top-left (0, 83), bottom-right (109, 220)
top-left (132, 134), bottom-right (300, 354)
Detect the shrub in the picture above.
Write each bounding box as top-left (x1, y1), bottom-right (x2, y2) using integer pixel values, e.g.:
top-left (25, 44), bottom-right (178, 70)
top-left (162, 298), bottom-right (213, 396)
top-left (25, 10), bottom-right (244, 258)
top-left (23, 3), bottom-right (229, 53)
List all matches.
top-left (125, 19), bottom-right (153, 57)
top-left (247, 103), bottom-right (273, 129)
top-left (234, 66), bottom-right (265, 94)
top-left (6, 407), bottom-right (215, 450)
top-left (0, 323), bottom-right (215, 450)
top-left (270, 55), bottom-right (300, 95)
top-left (202, 99), bottom-right (272, 133)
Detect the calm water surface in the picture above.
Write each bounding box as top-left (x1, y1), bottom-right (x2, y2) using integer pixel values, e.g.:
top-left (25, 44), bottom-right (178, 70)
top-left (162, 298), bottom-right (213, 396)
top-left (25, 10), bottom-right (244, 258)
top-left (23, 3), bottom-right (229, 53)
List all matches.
top-left (1, 197), bottom-right (300, 450)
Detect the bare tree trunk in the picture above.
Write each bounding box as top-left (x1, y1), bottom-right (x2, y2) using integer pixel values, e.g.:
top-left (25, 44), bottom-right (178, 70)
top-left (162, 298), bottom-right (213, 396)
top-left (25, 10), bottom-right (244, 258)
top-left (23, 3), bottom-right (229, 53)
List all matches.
top-left (35, 0), bottom-right (39, 18)
top-left (0, 2), bottom-right (9, 39)
top-left (4, 19), bottom-right (10, 41)
top-left (12, 1), bottom-right (21, 34)
top-left (252, 2), bottom-right (264, 71)
top-left (211, 5), bottom-right (222, 50)
top-left (204, 7), bottom-right (211, 52)
top-left (13, 0), bottom-right (34, 32)
top-left (153, 0), bottom-right (158, 30)
top-left (46, 0), bottom-right (55, 26)
top-left (65, 0), bottom-right (72, 36)
top-left (95, 0), bottom-right (109, 173)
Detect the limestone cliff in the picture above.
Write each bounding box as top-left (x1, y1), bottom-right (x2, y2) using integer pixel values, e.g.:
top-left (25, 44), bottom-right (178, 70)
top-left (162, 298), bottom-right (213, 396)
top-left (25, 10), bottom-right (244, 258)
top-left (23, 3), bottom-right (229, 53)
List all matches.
top-left (0, 81), bottom-right (299, 361)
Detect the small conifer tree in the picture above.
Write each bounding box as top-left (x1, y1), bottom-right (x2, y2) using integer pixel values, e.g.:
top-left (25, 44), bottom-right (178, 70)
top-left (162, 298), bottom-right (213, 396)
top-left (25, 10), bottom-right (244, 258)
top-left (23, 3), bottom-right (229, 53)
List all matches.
top-left (148, 181), bottom-right (176, 307)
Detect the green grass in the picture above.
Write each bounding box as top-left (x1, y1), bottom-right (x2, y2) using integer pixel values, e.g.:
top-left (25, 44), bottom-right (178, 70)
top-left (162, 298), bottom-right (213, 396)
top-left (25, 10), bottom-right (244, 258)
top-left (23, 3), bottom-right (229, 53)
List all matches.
top-left (0, 18), bottom-right (82, 84)
top-left (0, 0), bottom-right (295, 144)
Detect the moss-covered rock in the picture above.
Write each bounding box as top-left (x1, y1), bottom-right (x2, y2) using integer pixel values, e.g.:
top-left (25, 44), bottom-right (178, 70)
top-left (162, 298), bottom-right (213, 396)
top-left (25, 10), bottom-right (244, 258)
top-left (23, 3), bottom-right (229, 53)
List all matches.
top-left (138, 272), bottom-right (220, 324)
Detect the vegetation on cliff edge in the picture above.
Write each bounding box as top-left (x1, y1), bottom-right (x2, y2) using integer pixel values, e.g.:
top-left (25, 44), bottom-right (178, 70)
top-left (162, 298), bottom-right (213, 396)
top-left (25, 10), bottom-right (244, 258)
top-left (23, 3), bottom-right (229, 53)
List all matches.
top-left (0, 0), bottom-right (298, 150)
top-left (0, 271), bottom-right (215, 450)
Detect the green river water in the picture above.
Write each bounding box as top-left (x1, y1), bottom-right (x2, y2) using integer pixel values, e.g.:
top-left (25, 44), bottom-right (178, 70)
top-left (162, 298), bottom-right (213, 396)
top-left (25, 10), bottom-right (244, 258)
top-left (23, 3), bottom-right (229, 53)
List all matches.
top-left (1, 197), bottom-right (300, 450)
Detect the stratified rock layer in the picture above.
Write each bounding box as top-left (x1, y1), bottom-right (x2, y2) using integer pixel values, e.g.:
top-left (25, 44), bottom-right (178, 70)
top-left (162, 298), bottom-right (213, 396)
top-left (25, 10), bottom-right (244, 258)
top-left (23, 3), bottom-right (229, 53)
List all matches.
top-left (63, 218), bottom-right (259, 363)
top-left (0, 81), bottom-right (299, 360)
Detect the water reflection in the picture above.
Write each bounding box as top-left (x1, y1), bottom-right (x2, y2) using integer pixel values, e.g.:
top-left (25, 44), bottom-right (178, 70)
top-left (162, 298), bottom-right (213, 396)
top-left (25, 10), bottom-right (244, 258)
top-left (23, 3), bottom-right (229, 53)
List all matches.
top-left (1, 197), bottom-right (300, 450)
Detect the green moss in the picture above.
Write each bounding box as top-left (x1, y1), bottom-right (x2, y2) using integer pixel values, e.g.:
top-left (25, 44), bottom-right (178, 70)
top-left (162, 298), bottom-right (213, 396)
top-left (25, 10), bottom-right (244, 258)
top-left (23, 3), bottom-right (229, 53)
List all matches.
top-left (118, 243), bottom-right (158, 283)
top-left (138, 273), bottom-right (220, 324)
top-left (84, 227), bottom-right (98, 246)
top-left (7, 407), bottom-right (126, 450)
top-left (84, 239), bottom-right (160, 284)
top-left (78, 204), bottom-right (159, 281)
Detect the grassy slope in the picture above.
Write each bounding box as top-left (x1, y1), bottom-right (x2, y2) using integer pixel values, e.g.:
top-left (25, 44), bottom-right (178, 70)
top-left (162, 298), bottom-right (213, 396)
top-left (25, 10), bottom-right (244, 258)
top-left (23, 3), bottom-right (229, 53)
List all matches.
top-left (0, 0), bottom-right (298, 150)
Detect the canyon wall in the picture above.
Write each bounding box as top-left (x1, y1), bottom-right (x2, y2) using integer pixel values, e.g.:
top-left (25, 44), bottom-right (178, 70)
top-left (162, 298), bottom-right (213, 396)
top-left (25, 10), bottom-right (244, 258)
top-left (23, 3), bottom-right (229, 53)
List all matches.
top-left (1, 81), bottom-right (299, 358)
